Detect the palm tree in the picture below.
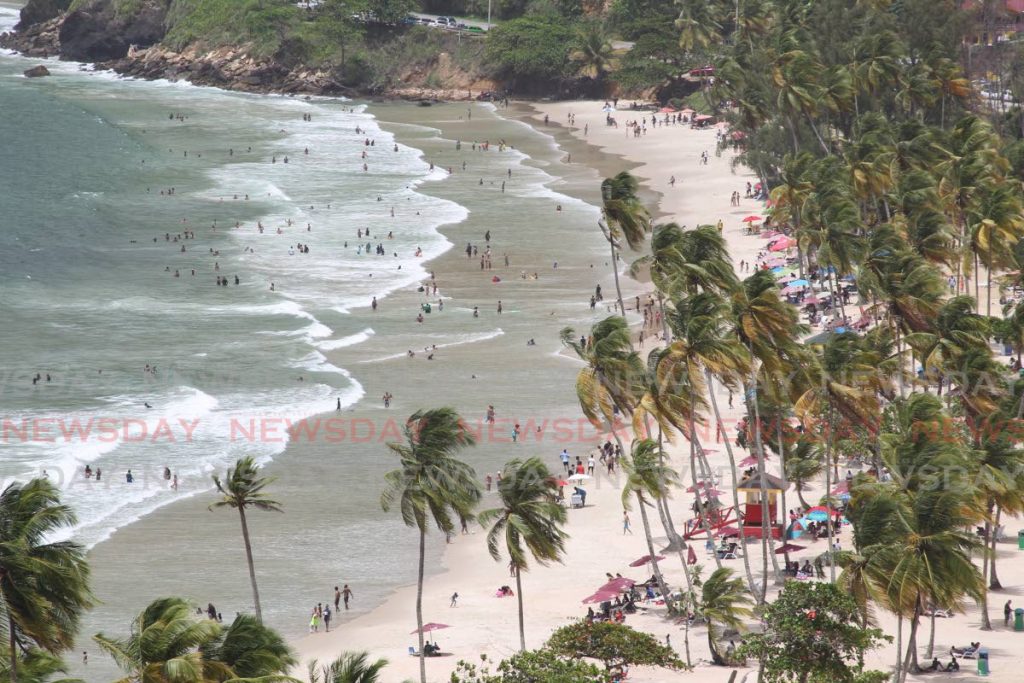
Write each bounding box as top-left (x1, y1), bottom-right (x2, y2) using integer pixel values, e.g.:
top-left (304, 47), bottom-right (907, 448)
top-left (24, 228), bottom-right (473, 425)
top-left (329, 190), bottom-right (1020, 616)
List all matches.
top-left (0, 650), bottom-right (81, 683)
top-left (210, 456), bottom-right (282, 624)
top-left (700, 568), bottom-right (753, 665)
top-left (621, 439), bottom-right (677, 611)
top-left (307, 652), bottom-right (388, 683)
top-left (0, 479), bottom-right (93, 683)
top-left (93, 597), bottom-right (297, 683)
top-left (380, 409), bottom-right (481, 683)
top-left (570, 23), bottom-right (614, 82)
top-left (599, 172), bottom-right (651, 316)
top-left (479, 458), bottom-right (568, 651)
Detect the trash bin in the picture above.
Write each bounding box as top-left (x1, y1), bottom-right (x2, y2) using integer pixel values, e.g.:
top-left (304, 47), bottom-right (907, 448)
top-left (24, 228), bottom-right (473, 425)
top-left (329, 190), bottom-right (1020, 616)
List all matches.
top-left (1018, 530), bottom-right (1024, 549)
top-left (978, 647), bottom-right (989, 676)
top-left (1016, 608), bottom-right (1024, 632)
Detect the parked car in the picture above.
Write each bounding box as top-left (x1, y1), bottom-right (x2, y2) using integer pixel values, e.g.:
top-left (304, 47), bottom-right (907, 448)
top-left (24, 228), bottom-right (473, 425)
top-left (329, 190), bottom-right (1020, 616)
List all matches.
top-left (466, 25), bottom-right (485, 34)
top-left (419, 17), bottom-right (433, 24)
top-left (445, 16), bottom-right (457, 25)
top-left (401, 15), bottom-right (418, 25)
top-left (434, 17), bottom-right (449, 26)
top-left (689, 66), bottom-right (715, 77)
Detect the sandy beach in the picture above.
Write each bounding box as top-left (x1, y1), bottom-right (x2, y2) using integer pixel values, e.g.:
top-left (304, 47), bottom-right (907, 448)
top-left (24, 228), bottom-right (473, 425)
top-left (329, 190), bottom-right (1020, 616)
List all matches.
top-left (286, 100), bottom-right (1024, 682)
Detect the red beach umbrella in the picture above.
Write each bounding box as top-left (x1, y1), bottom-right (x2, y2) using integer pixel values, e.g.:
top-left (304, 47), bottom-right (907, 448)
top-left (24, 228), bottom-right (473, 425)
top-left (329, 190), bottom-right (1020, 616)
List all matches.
top-left (629, 554), bottom-right (666, 567)
top-left (600, 577), bottom-right (635, 591)
top-left (742, 215), bottom-right (763, 223)
top-left (660, 106), bottom-right (676, 113)
top-left (411, 623), bottom-right (450, 634)
top-left (717, 525), bottom-right (740, 537)
top-left (775, 542), bottom-right (806, 554)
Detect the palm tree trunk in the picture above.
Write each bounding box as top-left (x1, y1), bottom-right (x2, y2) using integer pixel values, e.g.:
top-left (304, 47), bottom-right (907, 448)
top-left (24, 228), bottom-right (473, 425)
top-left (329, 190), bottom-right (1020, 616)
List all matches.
top-left (637, 492), bottom-right (672, 606)
top-left (416, 528), bottom-right (427, 683)
top-left (991, 506), bottom-right (1003, 589)
top-left (825, 403), bottom-right (836, 583)
top-left (237, 507), bottom-right (263, 624)
top-left (777, 415), bottom-right (791, 570)
top-left (689, 434), bottom-right (724, 570)
top-left (683, 609), bottom-right (692, 667)
top-left (981, 515), bottom-right (993, 630)
top-left (657, 292), bottom-right (672, 343)
top-left (609, 238), bottom-right (625, 317)
top-left (8, 614), bottom-right (16, 683)
top-left (747, 368), bottom-right (781, 594)
top-left (895, 614), bottom-right (903, 681)
top-left (926, 611), bottom-right (937, 659)
top-left (705, 369), bottom-right (760, 601)
top-left (515, 567), bottom-right (526, 651)
top-left (987, 251), bottom-right (993, 318)
top-left (900, 599), bottom-right (923, 681)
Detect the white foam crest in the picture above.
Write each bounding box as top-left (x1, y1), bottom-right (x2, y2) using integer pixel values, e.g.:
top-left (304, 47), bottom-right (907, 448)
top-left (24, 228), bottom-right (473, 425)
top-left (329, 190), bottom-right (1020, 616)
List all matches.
top-left (316, 328), bottom-right (375, 350)
top-left (361, 328), bottom-right (505, 363)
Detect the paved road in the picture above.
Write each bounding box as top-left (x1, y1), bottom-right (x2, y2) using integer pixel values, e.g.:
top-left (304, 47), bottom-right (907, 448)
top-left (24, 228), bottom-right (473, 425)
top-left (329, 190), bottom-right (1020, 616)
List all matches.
top-left (411, 12), bottom-right (493, 30)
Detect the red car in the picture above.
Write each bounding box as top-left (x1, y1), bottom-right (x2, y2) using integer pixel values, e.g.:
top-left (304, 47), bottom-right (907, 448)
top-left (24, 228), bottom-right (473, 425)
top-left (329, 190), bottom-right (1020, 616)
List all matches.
top-left (689, 66), bottom-right (715, 77)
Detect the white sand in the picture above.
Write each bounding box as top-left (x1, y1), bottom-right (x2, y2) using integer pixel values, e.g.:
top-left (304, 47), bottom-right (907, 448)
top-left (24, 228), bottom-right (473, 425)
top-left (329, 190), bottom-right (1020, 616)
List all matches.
top-left (292, 101), bottom-right (1023, 682)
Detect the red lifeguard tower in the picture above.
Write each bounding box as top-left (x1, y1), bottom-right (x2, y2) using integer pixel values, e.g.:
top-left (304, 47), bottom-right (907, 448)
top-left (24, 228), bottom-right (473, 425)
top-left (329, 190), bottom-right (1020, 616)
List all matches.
top-left (735, 472), bottom-right (786, 539)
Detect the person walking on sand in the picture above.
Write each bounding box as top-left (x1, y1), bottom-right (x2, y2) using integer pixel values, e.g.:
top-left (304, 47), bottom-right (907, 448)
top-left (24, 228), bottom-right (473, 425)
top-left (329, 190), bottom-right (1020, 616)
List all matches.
top-left (623, 510), bottom-right (632, 535)
top-left (450, 592), bottom-right (459, 607)
top-left (1005, 599), bottom-right (1013, 626)
top-left (342, 584), bottom-right (353, 610)
top-left (323, 605), bottom-right (332, 632)
top-left (334, 586), bottom-right (341, 611)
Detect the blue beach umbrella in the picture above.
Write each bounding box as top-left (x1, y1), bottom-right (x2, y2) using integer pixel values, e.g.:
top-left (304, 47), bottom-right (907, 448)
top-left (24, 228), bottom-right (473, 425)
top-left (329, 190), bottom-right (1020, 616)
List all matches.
top-left (789, 279), bottom-right (810, 287)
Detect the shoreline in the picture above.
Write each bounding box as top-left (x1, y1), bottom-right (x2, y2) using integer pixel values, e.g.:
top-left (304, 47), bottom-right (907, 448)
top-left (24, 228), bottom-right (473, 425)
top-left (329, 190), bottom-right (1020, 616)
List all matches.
top-left (288, 101), bottom-right (759, 682)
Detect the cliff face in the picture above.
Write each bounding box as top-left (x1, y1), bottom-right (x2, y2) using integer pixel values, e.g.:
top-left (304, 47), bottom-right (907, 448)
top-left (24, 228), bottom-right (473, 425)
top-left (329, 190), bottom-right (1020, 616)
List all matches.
top-left (58, 0), bottom-right (168, 61)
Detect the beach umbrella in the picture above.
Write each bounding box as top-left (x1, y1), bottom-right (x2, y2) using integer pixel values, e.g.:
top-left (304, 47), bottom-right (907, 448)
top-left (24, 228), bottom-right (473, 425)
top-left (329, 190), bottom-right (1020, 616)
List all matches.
top-left (629, 554), bottom-right (666, 567)
top-left (411, 622), bottom-right (450, 642)
top-left (659, 106), bottom-right (676, 113)
top-left (738, 455), bottom-right (770, 467)
top-left (717, 525), bottom-right (740, 537)
top-left (769, 237), bottom-right (797, 251)
top-left (742, 215), bottom-right (763, 223)
top-left (680, 108), bottom-right (695, 114)
top-left (600, 577), bottom-right (635, 591)
top-left (760, 230), bottom-right (781, 239)
top-left (582, 589), bottom-right (619, 604)
top-left (774, 543), bottom-right (805, 554)
top-left (805, 506), bottom-right (840, 521)
top-left (781, 285), bottom-right (806, 295)
top-left (831, 480), bottom-right (850, 495)
top-left (695, 114), bottom-right (714, 121)
top-left (685, 481), bottom-right (716, 493)
top-left (568, 473), bottom-right (591, 482)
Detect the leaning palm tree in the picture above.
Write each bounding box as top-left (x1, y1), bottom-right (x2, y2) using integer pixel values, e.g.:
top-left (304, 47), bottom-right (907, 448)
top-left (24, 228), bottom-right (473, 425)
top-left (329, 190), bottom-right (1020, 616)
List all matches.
top-left (700, 568), bottom-right (753, 665)
top-left (210, 456), bottom-right (282, 624)
top-left (600, 172), bottom-right (651, 315)
top-left (93, 597), bottom-right (297, 683)
top-left (0, 479), bottom-right (93, 683)
top-left (380, 409), bottom-right (481, 683)
top-left (479, 457), bottom-right (568, 651)
top-left (307, 652), bottom-right (388, 683)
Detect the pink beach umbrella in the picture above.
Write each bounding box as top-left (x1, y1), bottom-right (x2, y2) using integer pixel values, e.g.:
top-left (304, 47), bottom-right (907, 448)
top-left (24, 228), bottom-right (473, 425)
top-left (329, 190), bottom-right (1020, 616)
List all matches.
top-left (770, 237), bottom-right (797, 252)
top-left (781, 285), bottom-right (806, 295)
top-left (686, 481), bottom-right (717, 493)
top-left (582, 589), bottom-right (620, 604)
top-left (760, 230), bottom-right (781, 239)
top-left (601, 577), bottom-right (636, 591)
top-left (831, 480), bottom-right (850, 495)
top-left (742, 215), bottom-right (763, 223)
top-left (739, 455), bottom-right (770, 467)
top-left (411, 622), bottom-right (450, 635)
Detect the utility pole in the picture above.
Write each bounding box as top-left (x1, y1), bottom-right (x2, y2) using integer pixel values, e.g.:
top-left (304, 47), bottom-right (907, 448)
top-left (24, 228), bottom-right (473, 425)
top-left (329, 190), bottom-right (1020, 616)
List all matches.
top-left (487, 0), bottom-right (491, 30)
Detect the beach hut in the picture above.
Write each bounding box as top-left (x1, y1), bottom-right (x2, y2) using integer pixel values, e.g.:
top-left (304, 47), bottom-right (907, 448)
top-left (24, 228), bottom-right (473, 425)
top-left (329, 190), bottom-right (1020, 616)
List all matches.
top-left (736, 472), bottom-right (788, 539)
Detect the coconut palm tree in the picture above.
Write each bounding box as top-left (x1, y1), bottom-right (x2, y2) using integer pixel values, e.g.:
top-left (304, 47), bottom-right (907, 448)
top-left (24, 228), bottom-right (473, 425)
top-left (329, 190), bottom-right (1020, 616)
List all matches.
top-left (0, 479), bottom-right (93, 683)
top-left (570, 22), bottom-right (614, 82)
top-left (307, 652), bottom-right (388, 683)
top-left (621, 439), bottom-right (678, 611)
top-left (380, 408), bottom-right (481, 683)
top-left (600, 172), bottom-right (651, 316)
top-left (209, 456), bottom-right (282, 624)
top-left (93, 597), bottom-right (297, 683)
top-left (478, 457), bottom-right (568, 651)
top-left (700, 568), bottom-right (753, 665)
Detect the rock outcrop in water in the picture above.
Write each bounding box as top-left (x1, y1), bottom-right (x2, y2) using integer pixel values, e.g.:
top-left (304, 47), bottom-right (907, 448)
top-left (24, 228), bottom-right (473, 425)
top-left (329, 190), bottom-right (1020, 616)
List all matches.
top-left (23, 64), bottom-right (50, 77)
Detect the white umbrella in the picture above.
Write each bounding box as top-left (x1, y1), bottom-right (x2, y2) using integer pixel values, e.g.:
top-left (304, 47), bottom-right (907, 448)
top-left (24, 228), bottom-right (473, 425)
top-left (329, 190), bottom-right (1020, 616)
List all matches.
top-left (568, 473), bottom-right (591, 482)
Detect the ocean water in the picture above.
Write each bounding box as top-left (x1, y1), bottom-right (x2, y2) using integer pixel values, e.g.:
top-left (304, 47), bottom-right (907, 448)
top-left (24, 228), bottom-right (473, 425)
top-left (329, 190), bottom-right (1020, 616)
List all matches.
top-left (0, 3), bottom-right (642, 677)
top-left (0, 3), bottom-right (464, 547)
